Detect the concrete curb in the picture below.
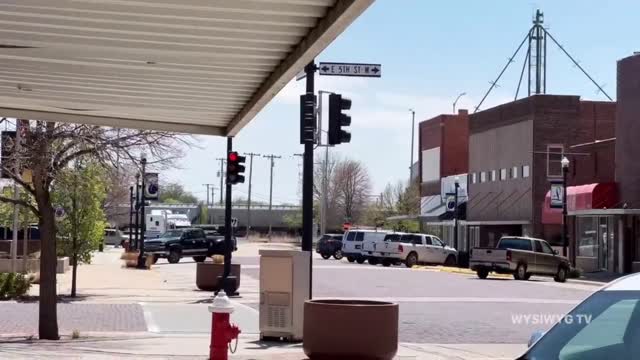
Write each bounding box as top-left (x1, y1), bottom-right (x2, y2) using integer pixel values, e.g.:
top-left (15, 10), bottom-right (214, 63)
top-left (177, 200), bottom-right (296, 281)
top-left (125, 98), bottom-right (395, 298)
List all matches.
top-left (411, 265), bottom-right (512, 279)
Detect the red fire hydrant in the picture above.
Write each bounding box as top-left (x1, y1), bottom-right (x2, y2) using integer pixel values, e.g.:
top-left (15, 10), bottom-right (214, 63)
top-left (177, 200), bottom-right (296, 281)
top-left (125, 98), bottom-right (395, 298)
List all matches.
top-left (209, 292), bottom-right (241, 360)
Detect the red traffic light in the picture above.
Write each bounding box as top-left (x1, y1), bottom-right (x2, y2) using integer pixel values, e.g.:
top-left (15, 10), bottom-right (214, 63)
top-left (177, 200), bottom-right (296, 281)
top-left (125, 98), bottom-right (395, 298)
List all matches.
top-left (228, 152), bottom-right (238, 162)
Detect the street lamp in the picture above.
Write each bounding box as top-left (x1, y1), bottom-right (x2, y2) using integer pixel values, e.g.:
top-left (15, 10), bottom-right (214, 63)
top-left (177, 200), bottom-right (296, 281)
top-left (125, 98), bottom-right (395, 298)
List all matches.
top-left (137, 155), bottom-right (148, 269)
top-left (134, 172), bottom-right (141, 251)
top-left (409, 108), bottom-right (416, 182)
top-left (453, 176), bottom-right (460, 251)
top-left (561, 157), bottom-right (570, 258)
top-left (453, 92), bottom-right (467, 114)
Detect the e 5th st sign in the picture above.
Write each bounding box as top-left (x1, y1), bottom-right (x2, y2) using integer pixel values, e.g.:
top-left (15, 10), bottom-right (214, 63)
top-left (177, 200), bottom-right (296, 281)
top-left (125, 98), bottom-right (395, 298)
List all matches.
top-left (318, 62), bottom-right (381, 77)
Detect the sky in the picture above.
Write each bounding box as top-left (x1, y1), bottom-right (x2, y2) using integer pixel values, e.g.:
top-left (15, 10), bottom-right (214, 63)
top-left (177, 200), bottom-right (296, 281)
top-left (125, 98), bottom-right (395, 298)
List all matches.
top-left (164, 0), bottom-right (640, 205)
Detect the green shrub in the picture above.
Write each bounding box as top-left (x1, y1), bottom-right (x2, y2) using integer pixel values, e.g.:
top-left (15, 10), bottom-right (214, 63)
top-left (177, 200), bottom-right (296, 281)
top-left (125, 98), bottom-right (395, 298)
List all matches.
top-left (569, 267), bottom-right (583, 279)
top-left (0, 272), bottom-right (32, 300)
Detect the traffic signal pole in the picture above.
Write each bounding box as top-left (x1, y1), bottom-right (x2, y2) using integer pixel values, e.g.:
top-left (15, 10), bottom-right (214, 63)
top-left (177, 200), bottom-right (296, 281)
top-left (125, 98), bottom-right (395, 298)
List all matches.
top-left (223, 137), bottom-right (233, 282)
top-left (302, 61), bottom-right (316, 299)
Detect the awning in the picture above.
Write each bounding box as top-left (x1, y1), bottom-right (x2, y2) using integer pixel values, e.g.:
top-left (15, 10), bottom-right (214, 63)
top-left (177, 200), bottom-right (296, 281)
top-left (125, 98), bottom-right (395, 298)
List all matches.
top-left (542, 183), bottom-right (618, 224)
top-left (0, 0), bottom-right (374, 136)
top-left (419, 195), bottom-right (446, 221)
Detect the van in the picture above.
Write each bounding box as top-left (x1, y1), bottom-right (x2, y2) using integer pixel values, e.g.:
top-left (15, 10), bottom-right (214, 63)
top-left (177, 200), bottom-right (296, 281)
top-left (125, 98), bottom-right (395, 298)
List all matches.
top-left (341, 229), bottom-right (388, 264)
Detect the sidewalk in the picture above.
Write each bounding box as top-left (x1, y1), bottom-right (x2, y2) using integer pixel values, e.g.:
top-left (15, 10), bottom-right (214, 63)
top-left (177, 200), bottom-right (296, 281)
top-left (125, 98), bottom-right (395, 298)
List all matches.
top-left (0, 332), bottom-right (526, 359)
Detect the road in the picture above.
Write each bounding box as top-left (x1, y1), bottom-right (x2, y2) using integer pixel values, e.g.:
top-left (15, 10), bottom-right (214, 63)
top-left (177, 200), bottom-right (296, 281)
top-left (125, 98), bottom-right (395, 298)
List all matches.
top-left (144, 243), bottom-right (596, 345)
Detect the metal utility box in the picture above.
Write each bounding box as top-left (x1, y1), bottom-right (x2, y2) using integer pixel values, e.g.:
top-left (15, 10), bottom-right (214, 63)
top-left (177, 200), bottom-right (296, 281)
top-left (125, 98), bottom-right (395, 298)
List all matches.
top-left (259, 249), bottom-right (310, 341)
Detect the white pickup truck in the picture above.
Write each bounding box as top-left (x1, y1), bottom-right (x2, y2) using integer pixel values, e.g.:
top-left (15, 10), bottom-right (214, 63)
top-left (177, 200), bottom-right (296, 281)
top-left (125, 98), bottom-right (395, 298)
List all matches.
top-left (364, 232), bottom-right (458, 267)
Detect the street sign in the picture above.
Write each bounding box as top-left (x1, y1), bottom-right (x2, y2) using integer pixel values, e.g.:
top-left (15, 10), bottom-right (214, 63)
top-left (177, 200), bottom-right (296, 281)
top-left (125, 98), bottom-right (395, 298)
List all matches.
top-left (54, 206), bottom-right (66, 220)
top-left (318, 62), bottom-right (381, 77)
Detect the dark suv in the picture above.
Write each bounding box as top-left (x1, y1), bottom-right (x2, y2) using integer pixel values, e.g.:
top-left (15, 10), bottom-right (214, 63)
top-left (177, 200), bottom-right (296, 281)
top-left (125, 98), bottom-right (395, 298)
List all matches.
top-left (316, 233), bottom-right (344, 260)
top-left (145, 228), bottom-right (235, 264)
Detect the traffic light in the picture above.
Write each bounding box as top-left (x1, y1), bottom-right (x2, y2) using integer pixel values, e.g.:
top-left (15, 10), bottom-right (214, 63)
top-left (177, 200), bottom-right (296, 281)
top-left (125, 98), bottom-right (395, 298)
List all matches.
top-left (300, 93), bottom-right (316, 144)
top-left (328, 93), bottom-right (352, 145)
top-left (226, 151), bottom-right (246, 185)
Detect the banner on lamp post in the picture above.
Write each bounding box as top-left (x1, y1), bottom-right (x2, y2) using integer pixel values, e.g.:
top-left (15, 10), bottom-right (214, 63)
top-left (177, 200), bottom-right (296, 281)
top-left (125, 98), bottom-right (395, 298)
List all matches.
top-left (144, 172), bottom-right (159, 200)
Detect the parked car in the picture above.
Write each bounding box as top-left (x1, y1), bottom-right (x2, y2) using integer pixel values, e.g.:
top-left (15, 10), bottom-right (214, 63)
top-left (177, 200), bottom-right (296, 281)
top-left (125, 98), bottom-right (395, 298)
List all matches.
top-left (193, 224), bottom-right (238, 252)
top-left (519, 273), bottom-right (640, 359)
top-left (366, 233), bottom-right (458, 267)
top-left (104, 228), bottom-right (127, 247)
top-left (144, 227), bottom-right (235, 264)
top-left (316, 233), bottom-right (344, 260)
top-left (341, 229), bottom-right (388, 264)
top-left (470, 236), bottom-right (570, 282)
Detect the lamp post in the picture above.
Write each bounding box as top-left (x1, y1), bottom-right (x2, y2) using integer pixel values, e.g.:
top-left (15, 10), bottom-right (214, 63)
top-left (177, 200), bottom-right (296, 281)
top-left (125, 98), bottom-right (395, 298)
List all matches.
top-left (137, 155), bottom-right (148, 269)
top-left (409, 108), bottom-right (416, 182)
top-left (561, 157), bottom-right (570, 258)
top-left (128, 185), bottom-right (134, 250)
top-left (134, 172), bottom-right (141, 251)
top-left (453, 92), bottom-right (466, 113)
top-left (453, 176), bottom-right (460, 251)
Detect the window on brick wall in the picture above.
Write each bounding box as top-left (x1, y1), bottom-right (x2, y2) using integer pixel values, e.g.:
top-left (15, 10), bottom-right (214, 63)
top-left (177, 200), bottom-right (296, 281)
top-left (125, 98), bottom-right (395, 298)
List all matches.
top-left (511, 166), bottom-right (519, 179)
top-left (480, 171), bottom-right (487, 183)
top-left (471, 173), bottom-right (477, 184)
top-left (500, 168), bottom-right (507, 181)
top-left (522, 165), bottom-right (530, 178)
top-left (490, 170), bottom-right (497, 182)
top-left (547, 145), bottom-right (564, 177)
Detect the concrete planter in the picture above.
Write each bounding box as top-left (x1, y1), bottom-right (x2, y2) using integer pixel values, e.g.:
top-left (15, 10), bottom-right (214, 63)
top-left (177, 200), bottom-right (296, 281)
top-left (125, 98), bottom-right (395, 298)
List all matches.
top-left (0, 257), bottom-right (69, 274)
top-left (303, 299), bottom-right (399, 360)
top-left (195, 262), bottom-right (240, 292)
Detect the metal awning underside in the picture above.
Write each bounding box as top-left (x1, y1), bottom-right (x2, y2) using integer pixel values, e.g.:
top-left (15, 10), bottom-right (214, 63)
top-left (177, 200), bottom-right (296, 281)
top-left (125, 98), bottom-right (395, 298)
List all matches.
top-left (0, 0), bottom-right (373, 135)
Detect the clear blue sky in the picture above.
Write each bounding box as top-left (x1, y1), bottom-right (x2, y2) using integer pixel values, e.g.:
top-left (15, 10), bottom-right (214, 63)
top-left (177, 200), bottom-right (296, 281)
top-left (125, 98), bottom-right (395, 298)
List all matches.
top-left (165, 0), bottom-right (639, 204)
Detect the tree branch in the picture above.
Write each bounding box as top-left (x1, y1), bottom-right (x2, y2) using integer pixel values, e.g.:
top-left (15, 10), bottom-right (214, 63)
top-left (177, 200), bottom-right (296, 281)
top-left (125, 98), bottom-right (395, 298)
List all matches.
top-left (0, 195), bottom-right (40, 216)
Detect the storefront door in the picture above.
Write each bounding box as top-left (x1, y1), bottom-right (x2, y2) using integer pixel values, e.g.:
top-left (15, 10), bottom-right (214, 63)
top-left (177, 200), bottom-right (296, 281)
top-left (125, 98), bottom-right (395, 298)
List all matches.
top-left (599, 217), bottom-right (609, 271)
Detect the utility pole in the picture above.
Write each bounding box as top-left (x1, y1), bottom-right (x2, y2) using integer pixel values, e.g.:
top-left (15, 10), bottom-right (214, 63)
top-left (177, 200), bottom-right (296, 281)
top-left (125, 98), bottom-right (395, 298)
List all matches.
top-left (408, 109), bottom-right (416, 182)
top-left (203, 183), bottom-right (216, 206)
top-left (263, 154), bottom-right (282, 238)
top-left (216, 157), bottom-right (226, 206)
top-left (293, 153), bottom-right (304, 204)
top-left (317, 90), bottom-right (334, 236)
top-left (243, 152), bottom-right (261, 235)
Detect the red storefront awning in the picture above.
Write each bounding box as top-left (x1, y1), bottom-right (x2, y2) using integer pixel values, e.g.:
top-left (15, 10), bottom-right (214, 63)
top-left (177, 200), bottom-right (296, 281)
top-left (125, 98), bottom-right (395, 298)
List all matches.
top-left (542, 183), bottom-right (618, 224)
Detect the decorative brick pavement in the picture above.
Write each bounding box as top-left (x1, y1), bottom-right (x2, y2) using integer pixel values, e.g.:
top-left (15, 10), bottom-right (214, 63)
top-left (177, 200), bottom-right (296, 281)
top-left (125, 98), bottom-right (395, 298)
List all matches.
top-left (0, 303), bottom-right (146, 334)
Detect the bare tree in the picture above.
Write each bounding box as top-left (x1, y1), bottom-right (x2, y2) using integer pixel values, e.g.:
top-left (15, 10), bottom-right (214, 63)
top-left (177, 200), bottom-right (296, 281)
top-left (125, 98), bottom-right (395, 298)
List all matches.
top-left (0, 121), bottom-right (188, 340)
top-left (333, 159), bottom-right (372, 224)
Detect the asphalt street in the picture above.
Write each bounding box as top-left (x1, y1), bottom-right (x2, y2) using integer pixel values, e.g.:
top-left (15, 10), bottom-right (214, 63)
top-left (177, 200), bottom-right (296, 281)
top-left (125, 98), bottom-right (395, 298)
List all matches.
top-left (144, 248), bottom-right (597, 345)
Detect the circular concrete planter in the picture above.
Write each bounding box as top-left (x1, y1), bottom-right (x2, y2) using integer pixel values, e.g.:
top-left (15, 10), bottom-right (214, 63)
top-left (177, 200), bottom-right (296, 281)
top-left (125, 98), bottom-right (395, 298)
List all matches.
top-left (195, 262), bottom-right (241, 292)
top-left (303, 299), bottom-right (399, 360)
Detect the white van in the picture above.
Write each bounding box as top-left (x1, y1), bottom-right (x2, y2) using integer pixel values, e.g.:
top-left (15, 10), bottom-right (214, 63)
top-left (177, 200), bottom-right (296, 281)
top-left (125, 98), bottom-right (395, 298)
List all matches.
top-left (341, 229), bottom-right (388, 264)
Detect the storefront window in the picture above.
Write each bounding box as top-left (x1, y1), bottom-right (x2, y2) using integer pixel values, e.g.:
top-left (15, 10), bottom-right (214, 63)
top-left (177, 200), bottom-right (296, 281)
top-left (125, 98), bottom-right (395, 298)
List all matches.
top-left (577, 217), bottom-right (598, 257)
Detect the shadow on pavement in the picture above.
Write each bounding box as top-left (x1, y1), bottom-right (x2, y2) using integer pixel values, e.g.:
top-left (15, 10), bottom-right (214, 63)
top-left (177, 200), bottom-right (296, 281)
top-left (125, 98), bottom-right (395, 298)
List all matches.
top-left (245, 339), bottom-right (303, 351)
top-left (17, 293), bottom-right (106, 303)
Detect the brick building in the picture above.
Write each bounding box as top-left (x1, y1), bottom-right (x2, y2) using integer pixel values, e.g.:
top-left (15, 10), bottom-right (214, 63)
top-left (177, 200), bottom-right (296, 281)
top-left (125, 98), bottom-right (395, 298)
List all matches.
top-left (418, 110), bottom-right (470, 253)
top-left (466, 95), bottom-right (616, 255)
top-left (564, 53), bottom-right (640, 274)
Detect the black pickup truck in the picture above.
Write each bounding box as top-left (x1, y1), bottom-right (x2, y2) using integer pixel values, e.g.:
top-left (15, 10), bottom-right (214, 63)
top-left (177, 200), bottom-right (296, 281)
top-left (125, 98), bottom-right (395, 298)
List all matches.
top-left (144, 227), bottom-right (237, 264)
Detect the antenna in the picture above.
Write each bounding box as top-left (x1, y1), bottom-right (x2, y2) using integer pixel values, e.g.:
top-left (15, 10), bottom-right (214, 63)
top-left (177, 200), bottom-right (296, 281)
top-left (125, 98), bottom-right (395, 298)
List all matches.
top-left (474, 9), bottom-right (612, 112)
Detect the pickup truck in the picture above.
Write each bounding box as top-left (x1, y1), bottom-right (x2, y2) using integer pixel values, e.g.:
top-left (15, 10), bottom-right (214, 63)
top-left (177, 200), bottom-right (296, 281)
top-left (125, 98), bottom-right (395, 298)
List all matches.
top-left (469, 236), bottom-right (571, 282)
top-left (364, 232), bottom-right (458, 267)
top-left (144, 227), bottom-right (237, 264)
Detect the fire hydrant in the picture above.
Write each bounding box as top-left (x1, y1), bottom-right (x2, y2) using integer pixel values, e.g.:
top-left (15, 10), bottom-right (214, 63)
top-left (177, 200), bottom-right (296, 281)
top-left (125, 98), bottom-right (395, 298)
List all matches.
top-left (209, 292), bottom-right (241, 360)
